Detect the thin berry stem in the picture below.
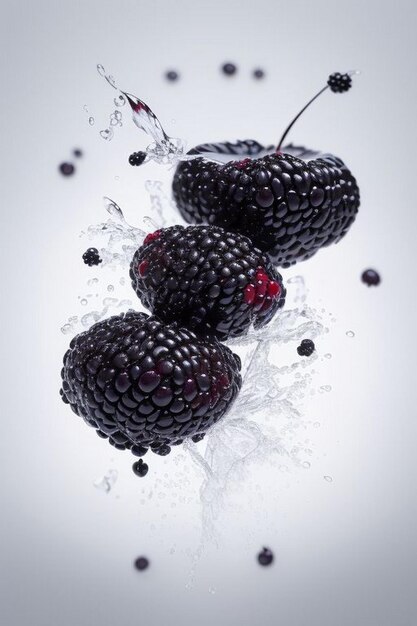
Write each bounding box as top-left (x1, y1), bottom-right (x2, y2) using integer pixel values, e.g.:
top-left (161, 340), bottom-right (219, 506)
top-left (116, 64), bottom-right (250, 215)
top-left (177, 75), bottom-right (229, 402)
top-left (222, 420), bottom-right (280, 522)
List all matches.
top-left (277, 85), bottom-right (329, 151)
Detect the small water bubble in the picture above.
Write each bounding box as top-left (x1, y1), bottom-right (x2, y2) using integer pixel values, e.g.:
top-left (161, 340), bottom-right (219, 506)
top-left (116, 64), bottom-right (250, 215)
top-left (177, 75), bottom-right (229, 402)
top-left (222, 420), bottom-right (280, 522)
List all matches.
top-left (208, 587), bottom-right (216, 595)
top-left (302, 461), bottom-right (311, 469)
top-left (320, 385), bottom-right (332, 392)
top-left (119, 277), bottom-right (125, 286)
top-left (324, 353), bottom-right (332, 359)
top-left (346, 330), bottom-right (355, 338)
top-left (94, 469), bottom-right (118, 493)
top-left (61, 323), bottom-right (72, 334)
top-left (87, 278), bottom-right (99, 286)
top-left (83, 104), bottom-right (89, 113)
top-left (313, 421), bottom-right (321, 428)
top-left (114, 175), bottom-right (120, 181)
top-left (114, 110), bottom-right (122, 121)
top-left (80, 298), bottom-right (88, 306)
top-left (107, 284), bottom-right (114, 292)
top-left (110, 117), bottom-right (118, 126)
top-left (114, 94), bottom-right (126, 107)
top-left (323, 475), bottom-right (333, 483)
top-left (88, 116), bottom-right (95, 126)
top-left (100, 128), bottom-right (114, 141)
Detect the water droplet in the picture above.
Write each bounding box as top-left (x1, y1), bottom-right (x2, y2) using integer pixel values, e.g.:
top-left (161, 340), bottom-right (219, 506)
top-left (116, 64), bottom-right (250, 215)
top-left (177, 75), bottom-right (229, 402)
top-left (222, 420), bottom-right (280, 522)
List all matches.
top-left (324, 353), bottom-right (332, 359)
top-left (80, 298), bottom-right (88, 306)
top-left (83, 104), bottom-right (89, 113)
top-left (61, 323), bottom-right (72, 334)
top-left (103, 196), bottom-right (124, 220)
top-left (114, 94), bottom-right (126, 107)
top-left (323, 475), bottom-right (333, 482)
top-left (114, 175), bottom-right (120, 181)
top-left (119, 277), bottom-right (125, 286)
top-left (208, 587), bottom-right (216, 595)
top-left (313, 421), bottom-right (321, 428)
top-left (97, 64), bottom-right (106, 77)
top-left (100, 128), bottom-right (114, 141)
top-left (87, 278), bottom-right (99, 286)
top-left (320, 385), bottom-right (332, 392)
top-left (107, 285), bottom-right (114, 292)
top-left (346, 330), bottom-right (355, 338)
top-left (94, 469), bottom-right (118, 493)
top-left (88, 117), bottom-right (95, 126)
top-left (302, 461), bottom-right (311, 469)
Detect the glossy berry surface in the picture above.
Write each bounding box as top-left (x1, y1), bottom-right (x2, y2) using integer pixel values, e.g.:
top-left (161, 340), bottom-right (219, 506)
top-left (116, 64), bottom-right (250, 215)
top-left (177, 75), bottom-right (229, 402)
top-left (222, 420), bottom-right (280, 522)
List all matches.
top-left (222, 62), bottom-right (237, 76)
top-left (327, 72), bottom-right (352, 93)
top-left (132, 459), bottom-right (149, 477)
top-left (82, 247), bottom-right (102, 267)
top-left (297, 339), bottom-right (315, 357)
top-left (129, 151), bottom-right (147, 166)
top-left (130, 225), bottom-right (285, 340)
top-left (59, 162), bottom-right (75, 176)
top-left (361, 269), bottom-right (381, 286)
top-left (257, 547), bottom-right (274, 566)
top-left (134, 557), bottom-right (149, 571)
top-left (60, 311), bottom-right (242, 454)
top-left (173, 140), bottom-right (360, 267)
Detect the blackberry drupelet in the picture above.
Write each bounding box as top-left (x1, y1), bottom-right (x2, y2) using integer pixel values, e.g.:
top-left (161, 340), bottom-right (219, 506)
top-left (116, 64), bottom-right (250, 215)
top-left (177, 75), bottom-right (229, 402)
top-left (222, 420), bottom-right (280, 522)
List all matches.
top-left (361, 269), bottom-right (381, 287)
top-left (297, 339), bottom-right (315, 357)
top-left (327, 72), bottom-right (352, 93)
top-left (60, 311), bottom-right (242, 456)
top-left (257, 547), bottom-right (274, 566)
top-left (82, 247), bottom-right (102, 267)
top-left (129, 151), bottom-right (147, 166)
top-left (132, 459), bottom-right (149, 477)
top-left (172, 141), bottom-right (360, 267)
top-left (130, 224), bottom-right (286, 340)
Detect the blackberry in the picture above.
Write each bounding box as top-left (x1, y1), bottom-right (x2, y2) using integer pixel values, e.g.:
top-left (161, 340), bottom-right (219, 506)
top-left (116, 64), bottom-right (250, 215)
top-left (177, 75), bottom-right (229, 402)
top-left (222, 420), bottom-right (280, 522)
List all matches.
top-left (172, 141), bottom-right (360, 267)
top-left (361, 269), bottom-right (381, 287)
top-left (60, 311), bottom-right (242, 455)
top-left (82, 247), bottom-right (102, 267)
top-left (134, 556), bottom-right (149, 571)
top-left (59, 162), bottom-right (75, 176)
top-left (257, 547), bottom-right (274, 566)
top-left (222, 62), bottom-right (237, 76)
top-left (132, 459), bottom-right (149, 477)
top-left (129, 151), bottom-right (147, 167)
top-left (130, 225), bottom-right (285, 340)
top-left (327, 72), bottom-right (352, 93)
top-left (165, 70), bottom-right (179, 82)
top-left (297, 339), bottom-right (315, 357)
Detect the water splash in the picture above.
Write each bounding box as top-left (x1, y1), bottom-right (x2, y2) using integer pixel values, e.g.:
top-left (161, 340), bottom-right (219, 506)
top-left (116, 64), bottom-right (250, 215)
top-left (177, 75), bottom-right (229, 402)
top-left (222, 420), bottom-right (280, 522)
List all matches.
top-left (94, 469), bottom-right (118, 493)
top-left (184, 276), bottom-right (329, 543)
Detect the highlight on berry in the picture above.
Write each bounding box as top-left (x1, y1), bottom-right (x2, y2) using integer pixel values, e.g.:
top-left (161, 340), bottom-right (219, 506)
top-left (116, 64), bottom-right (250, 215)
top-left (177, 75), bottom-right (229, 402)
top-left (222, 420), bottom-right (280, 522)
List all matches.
top-left (82, 247), bottom-right (102, 267)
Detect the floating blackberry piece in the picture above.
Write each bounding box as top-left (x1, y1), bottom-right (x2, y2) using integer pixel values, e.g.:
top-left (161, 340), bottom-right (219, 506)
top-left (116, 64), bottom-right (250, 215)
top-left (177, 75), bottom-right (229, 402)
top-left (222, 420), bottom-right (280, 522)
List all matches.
top-left (165, 70), bottom-right (179, 82)
top-left (59, 162), bottom-right (75, 176)
top-left (130, 225), bottom-right (285, 340)
top-left (172, 73), bottom-right (360, 267)
top-left (361, 269), bottom-right (381, 286)
top-left (73, 149), bottom-right (83, 158)
top-left (82, 247), bottom-right (102, 267)
top-left (60, 311), bottom-right (242, 456)
top-left (132, 459), bottom-right (149, 477)
top-left (297, 339), bottom-right (315, 357)
top-left (257, 547), bottom-right (274, 566)
top-left (253, 68), bottom-right (265, 80)
top-left (134, 556), bottom-right (149, 571)
top-left (129, 151), bottom-right (147, 167)
top-left (222, 62), bottom-right (237, 76)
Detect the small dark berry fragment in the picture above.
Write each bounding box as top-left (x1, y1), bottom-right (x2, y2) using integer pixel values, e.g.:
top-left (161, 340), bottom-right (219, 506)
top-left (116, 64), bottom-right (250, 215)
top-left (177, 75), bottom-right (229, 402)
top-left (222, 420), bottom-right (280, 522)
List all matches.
top-left (165, 70), bottom-right (179, 82)
top-left (222, 62), bottom-right (237, 76)
top-left (134, 556), bottom-right (149, 571)
top-left (59, 162), bottom-right (75, 176)
top-left (132, 459), bottom-right (149, 477)
top-left (257, 547), bottom-right (274, 566)
top-left (361, 269), bottom-right (381, 287)
top-left (130, 224), bottom-right (285, 340)
top-left (82, 247), bottom-right (102, 267)
top-left (129, 151), bottom-right (147, 167)
top-left (327, 72), bottom-right (352, 93)
top-left (253, 68), bottom-right (265, 80)
top-left (297, 339), bottom-right (315, 357)
top-left (73, 149), bottom-right (83, 158)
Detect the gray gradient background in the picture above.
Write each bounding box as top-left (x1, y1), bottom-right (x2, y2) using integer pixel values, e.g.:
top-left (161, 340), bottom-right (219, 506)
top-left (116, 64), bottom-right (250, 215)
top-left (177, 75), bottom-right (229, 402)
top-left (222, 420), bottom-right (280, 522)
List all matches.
top-left (1, 1), bottom-right (417, 625)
